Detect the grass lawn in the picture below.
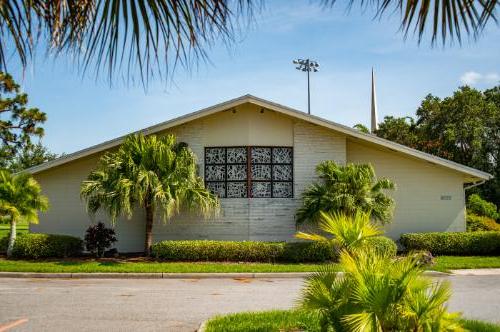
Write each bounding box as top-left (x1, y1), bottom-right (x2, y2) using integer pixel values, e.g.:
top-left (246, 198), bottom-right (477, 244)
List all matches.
top-left (0, 222), bottom-right (29, 238)
top-left (0, 255), bottom-right (500, 273)
top-left (204, 309), bottom-right (500, 332)
top-left (0, 258), bottom-right (334, 273)
top-left (433, 256), bottom-right (500, 272)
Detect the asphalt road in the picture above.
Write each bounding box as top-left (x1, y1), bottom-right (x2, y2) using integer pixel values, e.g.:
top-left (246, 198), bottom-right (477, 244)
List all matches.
top-left (0, 275), bottom-right (499, 332)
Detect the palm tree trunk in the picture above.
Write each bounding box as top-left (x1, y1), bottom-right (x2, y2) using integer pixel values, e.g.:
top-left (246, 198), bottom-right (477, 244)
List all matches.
top-left (6, 219), bottom-right (17, 258)
top-left (144, 203), bottom-right (154, 256)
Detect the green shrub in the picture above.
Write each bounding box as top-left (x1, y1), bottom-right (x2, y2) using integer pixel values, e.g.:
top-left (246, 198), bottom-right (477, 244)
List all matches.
top-left (467, 213), bottom-right (500, 232)
top-left (364, 236), bottom-right (398, 257)
top-left (280, 241), bottom-right (337, 262)
top-left (2, 233), bottom-right (83, 259)
top-left (151, 240), bottom-right (337, 263)
top-left (467, 194), bottom-right (499, 220)
top-left (400, 232), bottom-right (500, 256)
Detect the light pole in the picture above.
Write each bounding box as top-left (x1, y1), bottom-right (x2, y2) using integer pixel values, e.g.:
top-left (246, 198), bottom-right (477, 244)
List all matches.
top-left (293, 58), bottom-right (319, 114)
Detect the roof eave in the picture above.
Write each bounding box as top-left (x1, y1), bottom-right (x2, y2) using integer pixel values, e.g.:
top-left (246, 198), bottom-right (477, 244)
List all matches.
top-left (26, 94), bottom-right (493, 182)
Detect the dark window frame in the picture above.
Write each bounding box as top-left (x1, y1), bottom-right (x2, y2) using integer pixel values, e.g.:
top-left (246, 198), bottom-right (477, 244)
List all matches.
top-left (204, 146), bottom-right (293, 198)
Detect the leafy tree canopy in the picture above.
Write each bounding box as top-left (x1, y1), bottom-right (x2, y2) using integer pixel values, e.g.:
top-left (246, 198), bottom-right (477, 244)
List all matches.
top-left (376, 85), bottom-right (500, 205)
top-left (0, 72), bottom-right (47, 165)
top-left (1, 142), bottom-right (59, 172)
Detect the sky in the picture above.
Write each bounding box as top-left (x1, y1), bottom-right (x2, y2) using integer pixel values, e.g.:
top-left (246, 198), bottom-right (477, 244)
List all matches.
top-left (6, 0), bottom-right (500, 155)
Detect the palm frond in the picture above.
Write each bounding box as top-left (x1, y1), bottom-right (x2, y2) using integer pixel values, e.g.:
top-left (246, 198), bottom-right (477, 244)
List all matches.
top-left (320, 0), bottom-right (498, 45)
top-left (0, 0), bottom-right (258, 86)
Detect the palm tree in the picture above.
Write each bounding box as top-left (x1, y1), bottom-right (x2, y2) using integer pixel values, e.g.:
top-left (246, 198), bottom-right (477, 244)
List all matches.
top-left (80, 133), bottom-right (220, 255)
top-left (1, 1), bottom-right (497, 85)
top-left (296, 161), bottom-right (395, 224)
top-left (295, 211), bottom-right (382, 253)
top-left (299, 249), bottom-right (464, 332)
top-left (0, 170), bottom-right (49, 257)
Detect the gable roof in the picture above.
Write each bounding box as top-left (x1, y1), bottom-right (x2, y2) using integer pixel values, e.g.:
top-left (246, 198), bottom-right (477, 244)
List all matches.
top-left (27, 94), bottom-right (492, 182)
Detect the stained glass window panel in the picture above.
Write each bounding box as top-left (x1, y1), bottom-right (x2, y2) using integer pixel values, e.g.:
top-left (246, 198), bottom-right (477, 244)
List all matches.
top-left (273, 165), bottom-right (293, 181)
top-left (227, 165), bottom-right (247, 181)
top-left (272, 147), bottom-right (293, 164)
top-left (207, 182), bottom-right (225, 197)
top-left (205, 148), bottom-right (225, 164)
top-left (205, 165), bottom-right (225, 181)
top-left (251, 182), bottom-right (272, 198)
top-left (251, 164), bottom-right (271, 180)
top-left (227, 147), bottom-right (247, 163)
top-left (251, 147), bottom-right (272, 163)
top-left (273, 182), bottom-right (293, 198)
top-left (227, 182), bottom-right (247, 198)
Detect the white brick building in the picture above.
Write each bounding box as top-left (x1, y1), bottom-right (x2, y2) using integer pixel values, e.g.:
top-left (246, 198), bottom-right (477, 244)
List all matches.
top-left (28, 95), bottom-right (492, 252)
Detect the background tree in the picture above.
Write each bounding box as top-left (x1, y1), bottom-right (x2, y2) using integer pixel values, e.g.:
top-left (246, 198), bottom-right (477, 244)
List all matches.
top-left (81, 133), bottom-right (220, 255)
top-left (2, 142), bottom-right (59, 172)
top-left (0, 170), bottom-right (49, 257)
top-left (1, 1), bottom-right (497, 86)
top-left (296, 161), bottom-right (395, 225)
top-left (376, 85), bottom-right (500, 206)
top-left (0, 72), bottom-right (47, 165)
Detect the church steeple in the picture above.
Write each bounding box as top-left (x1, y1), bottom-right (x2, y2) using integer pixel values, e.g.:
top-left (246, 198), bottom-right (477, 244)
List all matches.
top-left (371, 67), bottom-right (379, 133)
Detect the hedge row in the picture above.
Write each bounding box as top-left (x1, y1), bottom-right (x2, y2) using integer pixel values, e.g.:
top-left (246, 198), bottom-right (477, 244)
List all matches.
top-left (400, 231), bottom-right (500, 256)
top-left (151, 237), bottom-right (397, 262)
top-left (151, 240), bottom-right (337, 262)
top-left (0, 234), bottom-right (83, 259)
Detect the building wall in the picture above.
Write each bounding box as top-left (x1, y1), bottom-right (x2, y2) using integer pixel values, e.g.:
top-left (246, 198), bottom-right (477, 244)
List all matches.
top-left (33, 104), bottom-right (346, 252)
top-left (346, 140), bottom-right (466, 240)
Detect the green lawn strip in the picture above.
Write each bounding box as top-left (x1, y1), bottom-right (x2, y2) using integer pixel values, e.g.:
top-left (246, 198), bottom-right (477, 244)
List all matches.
top-left (204, 310), bottom-right (500, 332)
top-left (3, 255), bottom-right (500, 273)
top-left (0, 259), bottom-right (333, 273)
top-left (433, 256), bottom-right (500, 272)
top-left (0, 223), bottom-right (29, 238)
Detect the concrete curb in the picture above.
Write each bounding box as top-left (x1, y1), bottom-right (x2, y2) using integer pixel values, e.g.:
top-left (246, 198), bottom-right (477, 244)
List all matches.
top-left (0, 270), bottom-right (454, 279)
top-left (197, 320), bottom-right (208, 332)
top-left (0, 271), bottom-right (314, 279)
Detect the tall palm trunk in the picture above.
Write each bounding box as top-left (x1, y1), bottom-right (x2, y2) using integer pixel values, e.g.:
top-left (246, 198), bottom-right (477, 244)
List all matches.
top-left (6, 219), bottom-right (16, 257)
top-left (144, 203), bottom-right (154, 256)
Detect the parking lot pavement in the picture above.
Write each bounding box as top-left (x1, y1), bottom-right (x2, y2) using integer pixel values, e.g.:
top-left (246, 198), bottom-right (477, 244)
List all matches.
top-left (0, 275), bottom-right (499, 331)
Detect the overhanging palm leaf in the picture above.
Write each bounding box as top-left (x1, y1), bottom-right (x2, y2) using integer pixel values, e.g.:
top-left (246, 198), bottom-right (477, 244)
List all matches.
top-left (0, 0), bottom-right (255, 85)
top-left (322, 0), bottom-right (498, 45)
top-left (80, 133), bottom-right (220, 255)
top-left (2, 1), bottom-right (498, 86)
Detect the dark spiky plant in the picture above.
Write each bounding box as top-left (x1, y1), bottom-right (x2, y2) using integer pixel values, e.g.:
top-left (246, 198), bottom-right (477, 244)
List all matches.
top-left (80, 133), bottom-right (220, 255)
top-left (296, 161), bottom-right (395, 225)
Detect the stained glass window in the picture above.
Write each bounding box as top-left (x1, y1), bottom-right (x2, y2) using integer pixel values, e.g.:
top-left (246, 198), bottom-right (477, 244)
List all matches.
top-left (205, 146), bottom-right (293, 198)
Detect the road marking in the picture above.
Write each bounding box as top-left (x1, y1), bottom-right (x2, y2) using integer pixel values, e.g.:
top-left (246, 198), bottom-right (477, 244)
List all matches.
top-left (0, 318), bottom-right (28, 332)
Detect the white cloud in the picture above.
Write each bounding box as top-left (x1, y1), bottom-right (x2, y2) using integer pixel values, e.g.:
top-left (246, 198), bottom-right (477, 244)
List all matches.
top-left (460, 71), bottom-right (500, 85)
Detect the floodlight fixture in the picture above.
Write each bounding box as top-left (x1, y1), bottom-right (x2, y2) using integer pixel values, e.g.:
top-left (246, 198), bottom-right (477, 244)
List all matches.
top-left (292, 58), bottom-right (319, 114)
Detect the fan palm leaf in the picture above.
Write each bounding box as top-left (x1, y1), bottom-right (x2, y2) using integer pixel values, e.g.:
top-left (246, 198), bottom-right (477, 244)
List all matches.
top-left (0, 0), bottom-right (255, 85)
top-left (322, 0), bottom-right (498, 45)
